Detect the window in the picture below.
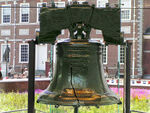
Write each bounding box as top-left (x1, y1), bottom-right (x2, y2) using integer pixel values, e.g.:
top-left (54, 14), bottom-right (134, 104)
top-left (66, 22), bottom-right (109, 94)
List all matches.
top-left (96, 30), bottom-right (102, 34)
top-left (19, 44), bottom-right (29, 63)
top-left (2, 5), bottom-right (11, 23)
top-left (37, 2), bottom-right (47, 22)
top-left (121, 10), bottom-right (130, 20)
top-left (97, 0), bottom-right (108, 8)
top-left (120, 45), bottom-right (125, 64)
top-left (100, 45), bottom-right (107, 64)
top-left (20, 3), bottom-right (29, 22)
top-left (19, 29), bottom-right (29, 35)
top-left (1, 44), bottom-right (10, 62)
top-left (121, 26), bottom-right (131, 34)
top-left (121, 0), bottom-right (131, 20)
top-left (55, 2), bottom-right (65, 8)
top-left (1, 29), bottom-right (11, 36)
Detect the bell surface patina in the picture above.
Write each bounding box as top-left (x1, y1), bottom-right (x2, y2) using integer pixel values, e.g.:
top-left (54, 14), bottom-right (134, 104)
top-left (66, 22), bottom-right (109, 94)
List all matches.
top-left (37, 3), bottom-right (123, 106)
top-left (37, 40), bottom-right (121, 106)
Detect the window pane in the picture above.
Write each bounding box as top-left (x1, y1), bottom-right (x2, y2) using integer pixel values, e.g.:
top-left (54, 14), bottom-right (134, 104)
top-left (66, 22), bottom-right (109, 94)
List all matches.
top-left (121, 10), bottom-right (130, 20)
top-left (3, 7), bottom-right (11, 15)
top-left (21, 4), bottom-right (29, 13)
top-left (3, 15), bottom-right (10, 23)
top-left (20, 45), bottom-right (29, 62)
top-left (22, 14), bottom-right (29, 22)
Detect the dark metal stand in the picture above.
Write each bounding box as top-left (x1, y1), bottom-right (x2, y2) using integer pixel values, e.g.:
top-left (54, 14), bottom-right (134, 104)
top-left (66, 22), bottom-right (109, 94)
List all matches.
top-left (74, 106), bottom-right (78, 113)
top-left (123, 42), bottom-right (131, 113)
top-left (28, 40), bottom-right (36, 113)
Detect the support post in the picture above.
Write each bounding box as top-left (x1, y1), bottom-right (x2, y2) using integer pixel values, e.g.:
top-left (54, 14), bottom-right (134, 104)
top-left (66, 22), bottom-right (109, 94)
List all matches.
top-left (28, 40), bottom-right (36, 113)
top-left (123, 41), bottom-right (131, 113)
top-left (74, 106), bottom-right (78, 113)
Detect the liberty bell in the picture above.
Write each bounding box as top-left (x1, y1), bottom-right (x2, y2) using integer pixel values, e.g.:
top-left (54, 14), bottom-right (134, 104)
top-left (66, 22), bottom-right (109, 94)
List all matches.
top-left (37, 3), bottom-right (123, 107)
top-left (37, 22), bottom-right (122, 106)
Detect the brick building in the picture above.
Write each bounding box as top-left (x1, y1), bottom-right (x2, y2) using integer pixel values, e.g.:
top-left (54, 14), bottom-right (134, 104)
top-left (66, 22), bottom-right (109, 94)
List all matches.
top-left (0, 0), bottom-right (146, 78)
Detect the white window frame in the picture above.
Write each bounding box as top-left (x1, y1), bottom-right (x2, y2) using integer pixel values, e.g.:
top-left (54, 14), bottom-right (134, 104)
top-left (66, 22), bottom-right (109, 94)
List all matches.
top-left (1, 4), bottom-right (11, 24)
top-left (55, 2), bottom-right (65, 8)
top-left (97, 0), bottom-right (108, 8)
top-left (100, 45), bottom-right (108, 64)
top-left (121, 0), bottom-right (131, 20)
top-left (119, 45), bottom-right (125, 64)
top-left (1, 44), bottom-right (11, 62)
top-left (20, 3), bottom-right (30, 23)
top-left (121, 10), bottom-right (131, 20)
top-left (19, 43), bottom-right (29, 63)
top-left (37, 2), bottom-right (47, 23)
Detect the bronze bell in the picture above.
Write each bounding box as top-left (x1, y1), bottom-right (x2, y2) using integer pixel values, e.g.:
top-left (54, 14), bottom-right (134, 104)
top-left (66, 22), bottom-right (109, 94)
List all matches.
top-left (37, 40), bottom-right (121, 106)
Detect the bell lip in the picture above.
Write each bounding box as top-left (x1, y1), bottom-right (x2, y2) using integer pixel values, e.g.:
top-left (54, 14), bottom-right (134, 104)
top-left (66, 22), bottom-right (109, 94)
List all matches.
top-left (37, 102), bottom-right (121, 107)
top-left (37, 98), bottom-right (122, 106)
